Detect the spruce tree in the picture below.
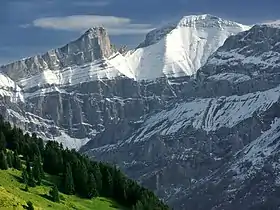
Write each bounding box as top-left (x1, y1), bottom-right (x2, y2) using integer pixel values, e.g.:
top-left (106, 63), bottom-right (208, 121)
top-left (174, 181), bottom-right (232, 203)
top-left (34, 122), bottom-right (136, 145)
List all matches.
top-left (93, 163), bottom-right (102, 193)
top-left (37, 138), bottom-right (44, 154)
top-left (123, 188), bottom-right (127, 203)
top-left (26, 158), bottom-right (31, 175)
top-left (0, 151), bottom-right (8, 170)
top-left (28, 169), bottom-right (36, 187)
top-left (103, 168), bottom-right (113, 197)
top-left (13, 151), bottom-right (22, 170)
top-left (6, 152), bottom-right (13, 168)
top-left (33, 156), bottom-right (42, 185)
top-left (72, 161), bottom-right (88, 197)
top-left (43, 143), bottom-right (63, 175)
top-left (22, 168), bottom-right (28, 184)
top-left (0, 132), bottom-right (6, 151)
top-left (64, 163), bottom-right (75, 195)
top-left (31, 143), bottom-right (40, 161)
top-left (87, 173), bottom-right (98, 198)
top-left (132, 201), bottom-right (144, 210)
top-left (50, 185), bottom-right (59, 202)
top-left (38, 155), bottom-right (44, 179)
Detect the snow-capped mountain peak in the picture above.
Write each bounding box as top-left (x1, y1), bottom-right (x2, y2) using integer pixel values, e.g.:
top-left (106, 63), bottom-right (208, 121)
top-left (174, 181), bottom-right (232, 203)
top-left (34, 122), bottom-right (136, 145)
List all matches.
top-left (127, 14), bottom-right (251, 80)
top-left (178, 14), bottom-right (250, 30)
top-left (138, 14), bottom-right (250, 48)
top-left (0, 26), bottom-right (114, 83)
top-left (0, 14), bottom-right (251, 87)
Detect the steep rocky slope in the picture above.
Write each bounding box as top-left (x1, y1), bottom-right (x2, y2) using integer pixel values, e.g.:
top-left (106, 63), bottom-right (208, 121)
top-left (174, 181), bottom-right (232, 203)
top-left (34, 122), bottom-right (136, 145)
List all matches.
top-left (2, 15), bottom-right (280, 210)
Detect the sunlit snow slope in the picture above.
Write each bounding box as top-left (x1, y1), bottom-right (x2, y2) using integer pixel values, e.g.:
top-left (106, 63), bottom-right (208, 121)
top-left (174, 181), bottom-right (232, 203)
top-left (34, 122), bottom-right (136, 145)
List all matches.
top-left (125, 14), bottom-right (250, 80)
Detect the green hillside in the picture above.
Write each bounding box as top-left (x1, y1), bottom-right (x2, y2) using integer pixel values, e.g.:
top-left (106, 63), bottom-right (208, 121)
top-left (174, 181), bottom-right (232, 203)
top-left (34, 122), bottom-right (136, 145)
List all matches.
top-left (0, 117), bottom-right (169, 210)
top-left (0, 168), bottom-right (123, 210)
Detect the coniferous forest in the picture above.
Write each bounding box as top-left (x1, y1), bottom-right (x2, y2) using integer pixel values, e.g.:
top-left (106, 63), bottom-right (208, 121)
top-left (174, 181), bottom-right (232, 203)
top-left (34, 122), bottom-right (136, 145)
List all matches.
top-left (0, 116), bottom-right (170, 210)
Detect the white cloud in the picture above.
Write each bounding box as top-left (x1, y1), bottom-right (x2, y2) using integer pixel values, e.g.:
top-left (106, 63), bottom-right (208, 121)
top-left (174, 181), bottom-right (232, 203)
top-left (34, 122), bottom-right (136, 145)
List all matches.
top-left (30, 15), bottom-right (154, 35)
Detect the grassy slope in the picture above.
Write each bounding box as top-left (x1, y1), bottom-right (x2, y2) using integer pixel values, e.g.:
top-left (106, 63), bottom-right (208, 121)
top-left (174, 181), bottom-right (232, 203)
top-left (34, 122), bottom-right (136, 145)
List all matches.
top-left (0, 169), bottom-right (122, 210)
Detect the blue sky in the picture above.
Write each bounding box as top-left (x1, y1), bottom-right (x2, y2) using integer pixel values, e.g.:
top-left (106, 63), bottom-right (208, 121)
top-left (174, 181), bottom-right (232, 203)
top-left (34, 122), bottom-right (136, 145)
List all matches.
top-left (0, 0), bottom-right (279, 65)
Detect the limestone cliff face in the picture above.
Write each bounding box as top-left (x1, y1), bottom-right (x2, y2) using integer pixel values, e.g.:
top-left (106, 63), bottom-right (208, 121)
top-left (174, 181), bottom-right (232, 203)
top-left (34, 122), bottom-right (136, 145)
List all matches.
top-left (0, 27), bottom-right (113, 81)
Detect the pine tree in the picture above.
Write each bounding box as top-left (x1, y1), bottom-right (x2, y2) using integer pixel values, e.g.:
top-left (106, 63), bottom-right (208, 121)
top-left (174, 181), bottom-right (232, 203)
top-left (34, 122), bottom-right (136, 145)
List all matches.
top-left (132, 201), bottom-right (144, 210)
top-left (0, 132), bottom-right (6, 151)
top-left (50, 185), bottom-right (59, 202)
top-left (123, 188), bottom-right (127, 204)
top-left (38, 155), bottom-right (44, 179)
top-left (37, 138), bottom-right (44, 154)
top-left (13, 151), bottom-right (22, 170)
top-left (112, 166), bottom-right (126, 201)
top-left (31, 143), bottom-right (40, 161)
top-left (6, 152), bottom-right (13, 168)
top-left (87, 173), bottom-right (99, 198)
top-left (28, 169), bottom-right (36, 187)
top-left (93, 163), bottom-right (102, 193)
top-left (0, 151), bottom-right (8, 170)
top-left (72, 161), bottom-right (88, 197)
top-left (22, 168), bottom-right (28, 184)
top-left (43, 143), bottom-right (63, 175)
top-left (103, 168), bottom-right (113, 197)
top-left (26, 157), bottom-right (31, 175)
top-left (64, 163), bottom-right (75, 195)
top-left (33, 156), bottom-right (43, 185)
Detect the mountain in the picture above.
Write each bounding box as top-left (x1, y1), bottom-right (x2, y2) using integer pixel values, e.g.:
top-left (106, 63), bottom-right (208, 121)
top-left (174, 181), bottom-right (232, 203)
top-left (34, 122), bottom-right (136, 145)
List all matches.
top-left (127, 14), bottom-right (250, 79)
top-left (3, 14), bottom-right (280, 209)
top-left (0, 14), bottom-right (249, 86)
top-left (0, 14), bottom-right (249, 149)
top-left (166, 23), bottom-right (280, 210)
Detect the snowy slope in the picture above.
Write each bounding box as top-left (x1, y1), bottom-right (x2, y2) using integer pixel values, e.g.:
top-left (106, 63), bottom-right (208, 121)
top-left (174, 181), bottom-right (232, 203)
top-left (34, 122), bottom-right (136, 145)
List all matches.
top-left (125, 14), bottom-right (250, 80)
top-left (18, 53), bottom-right (135, 91)
top-left (0, 72), bottom-right (23, 102)
top-left (206, 24), bottom-right (280, 70)
top-left (89, 85), bottom-right (280, 151)
top-left (0, 14), bottom-right (250, 92)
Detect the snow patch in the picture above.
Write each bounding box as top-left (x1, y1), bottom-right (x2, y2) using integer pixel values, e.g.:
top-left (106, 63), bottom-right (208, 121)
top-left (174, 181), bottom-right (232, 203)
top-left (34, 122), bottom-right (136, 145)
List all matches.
top-left (231, 118), bottom-right (280, 180)
top-left (126, 86), bottom-right (280, 143)
top-left (0, 72), bottom-right (24, 102)
top-left (53, 131), bottom-right (91, 150)
top-left (17, 53), bottom-right (135, 90)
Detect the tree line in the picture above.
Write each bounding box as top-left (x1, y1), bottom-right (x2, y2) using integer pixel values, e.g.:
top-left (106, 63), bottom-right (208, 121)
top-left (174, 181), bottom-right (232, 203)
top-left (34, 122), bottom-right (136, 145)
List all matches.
top-left (0, 116), bottom-right (169, 210)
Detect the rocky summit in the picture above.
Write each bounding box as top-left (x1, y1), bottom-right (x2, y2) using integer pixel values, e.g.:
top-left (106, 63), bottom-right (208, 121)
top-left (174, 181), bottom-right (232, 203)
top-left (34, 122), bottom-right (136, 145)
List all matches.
top-left (1, 14), bottom-right (280, 209)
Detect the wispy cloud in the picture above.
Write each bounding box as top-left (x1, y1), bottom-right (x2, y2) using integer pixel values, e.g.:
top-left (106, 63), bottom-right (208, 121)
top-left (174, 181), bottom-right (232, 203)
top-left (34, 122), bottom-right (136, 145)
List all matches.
top-left (72, 1), bottom-right (110, 7)
top-left (26, 15), bottom-right (154, 35)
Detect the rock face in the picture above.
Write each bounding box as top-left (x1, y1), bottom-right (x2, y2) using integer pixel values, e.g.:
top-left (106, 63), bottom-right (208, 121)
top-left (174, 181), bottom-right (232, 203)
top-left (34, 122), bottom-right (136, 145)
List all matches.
top-left (1, 27), bottom-right (113, 81)
top-left (2, 15), bottom-right (280, 210)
